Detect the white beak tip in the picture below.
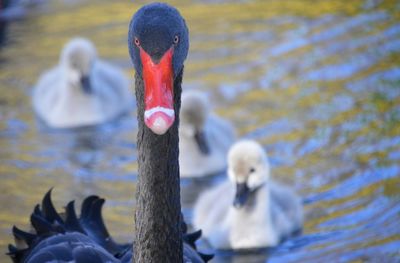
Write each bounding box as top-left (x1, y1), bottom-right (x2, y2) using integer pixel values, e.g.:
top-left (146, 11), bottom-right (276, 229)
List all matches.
top-left (144, 108), bottom-right (175, 135)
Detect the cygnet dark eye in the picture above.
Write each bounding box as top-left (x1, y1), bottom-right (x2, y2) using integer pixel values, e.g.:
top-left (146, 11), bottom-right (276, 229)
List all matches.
top-left (249, 168), bottom-right (256, 173)
top-left (134, 37), bottom-right (140, 47)
top-left (174, 35), bottom-right (179, 44)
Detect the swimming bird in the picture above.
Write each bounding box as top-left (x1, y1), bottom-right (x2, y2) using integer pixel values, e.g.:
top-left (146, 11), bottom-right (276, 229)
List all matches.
top-left (193, 140), bottom-right (303, 249)
top-left (32, 37), bottom-right (133, 128)
top-left (179, 90), bottom-right (235, 177)
top-left (7, 3), bottom-right (213, 262)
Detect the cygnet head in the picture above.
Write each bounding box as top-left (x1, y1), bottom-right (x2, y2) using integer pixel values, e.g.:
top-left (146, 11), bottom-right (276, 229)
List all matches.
top-left (180, 90), bottom-right (210, 154)
top-left (60, 38), bottom-right (97, 94)
top-left (227, 140), bottom-right (270, 208)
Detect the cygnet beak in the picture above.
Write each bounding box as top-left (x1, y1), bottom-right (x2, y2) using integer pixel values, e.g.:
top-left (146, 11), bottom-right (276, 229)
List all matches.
top-left (80, 75), bottom-right (92, 94)
top-left (194, 129), bottom-right (210, 155)
top-left (233, 182), bottom-right (250, 208)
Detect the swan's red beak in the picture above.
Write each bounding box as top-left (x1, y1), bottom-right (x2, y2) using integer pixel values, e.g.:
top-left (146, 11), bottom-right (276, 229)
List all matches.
top-left (140, 47), bottom-right (175, 135)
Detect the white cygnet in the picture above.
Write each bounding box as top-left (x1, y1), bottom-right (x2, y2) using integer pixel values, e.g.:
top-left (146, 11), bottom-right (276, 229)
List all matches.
top-left (193, 140), bottom-right (303, 249)
top-left (179, 90), bottom-right (235, 177)
top-left (32, 38), bottom-right (133, 128)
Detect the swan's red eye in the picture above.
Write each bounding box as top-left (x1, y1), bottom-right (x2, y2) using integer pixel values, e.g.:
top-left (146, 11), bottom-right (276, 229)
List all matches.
top-left (174, 35), bottom-right (179, 44)
top-left (134, 37), bottom-right (140, 47)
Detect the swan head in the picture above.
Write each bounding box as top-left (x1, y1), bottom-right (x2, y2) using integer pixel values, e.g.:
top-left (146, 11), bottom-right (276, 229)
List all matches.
top-left (180, 90), bottom-right (210, 154)
top-left (60, 38), bottom-right (97, 94)
top-left (128, 3), bottom-right (189, 135)
top-left (227, 140), bottom-right (270, 208)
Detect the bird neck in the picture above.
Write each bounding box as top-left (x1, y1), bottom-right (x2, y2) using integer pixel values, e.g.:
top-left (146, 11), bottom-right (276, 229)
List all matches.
top-left (133, 69), bottom-right (183, 262)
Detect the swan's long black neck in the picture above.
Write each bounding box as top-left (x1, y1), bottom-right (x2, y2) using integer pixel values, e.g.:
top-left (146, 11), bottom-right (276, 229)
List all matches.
top-left (134, 69), bottom-right (183, 263)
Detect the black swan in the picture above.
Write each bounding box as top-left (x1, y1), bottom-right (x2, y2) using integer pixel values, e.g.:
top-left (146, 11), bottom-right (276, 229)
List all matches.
top-left (7, 3), bottom-right (212, 263)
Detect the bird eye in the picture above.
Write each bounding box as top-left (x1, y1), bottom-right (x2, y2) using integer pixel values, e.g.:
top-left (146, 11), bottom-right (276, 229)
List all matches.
top-left (134, 37), bottom-right (140, 47)
top-left (174, 35), bottom-right (179, 44)
top-left (249, 168), bottom-right (255, 173)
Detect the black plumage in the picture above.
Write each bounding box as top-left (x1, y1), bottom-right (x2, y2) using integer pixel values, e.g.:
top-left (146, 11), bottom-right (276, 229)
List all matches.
top-left (7, 190), bottom-right (212, 263)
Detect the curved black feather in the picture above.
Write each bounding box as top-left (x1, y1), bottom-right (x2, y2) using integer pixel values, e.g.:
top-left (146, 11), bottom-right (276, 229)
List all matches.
top-left (64, 201), bottom-right (85, 233)
top-left (80, 197), bottom-right (129, 255)
top-left (41, 189), bottom-right (64, 226)
top-left (80, 198), bottom-right (109, 238)
top-left (30, 213), bottom-right (56, 236)
top-left (32, 205), bottom-right (42, 218)
top-left (80, 195), bottom-right (99, 220)
top-left (12, 226), bottom-right (36, 246)
top-left (184, 229), bottom-right (202, 249)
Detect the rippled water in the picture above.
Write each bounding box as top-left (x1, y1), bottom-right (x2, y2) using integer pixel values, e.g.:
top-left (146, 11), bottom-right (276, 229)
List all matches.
top-left (1, 1), bottom-right (399, 262)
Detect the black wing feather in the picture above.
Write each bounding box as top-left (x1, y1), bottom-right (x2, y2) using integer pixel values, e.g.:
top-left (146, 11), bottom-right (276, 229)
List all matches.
top-left (64, 201), bottom-right (86, 233)
top-left (12, 226), bottom-right (36, 246)
top-left (41, 189), bottom-right (65, 225)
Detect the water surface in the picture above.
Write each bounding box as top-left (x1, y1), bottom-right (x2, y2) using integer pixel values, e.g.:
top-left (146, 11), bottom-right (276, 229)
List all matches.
top-left (0, 0), bottom-right (399, 262)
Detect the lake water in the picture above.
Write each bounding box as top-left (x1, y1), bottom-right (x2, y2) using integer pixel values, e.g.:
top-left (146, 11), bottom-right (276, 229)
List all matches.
top-left (0, 0), bottom-right (399, 262)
